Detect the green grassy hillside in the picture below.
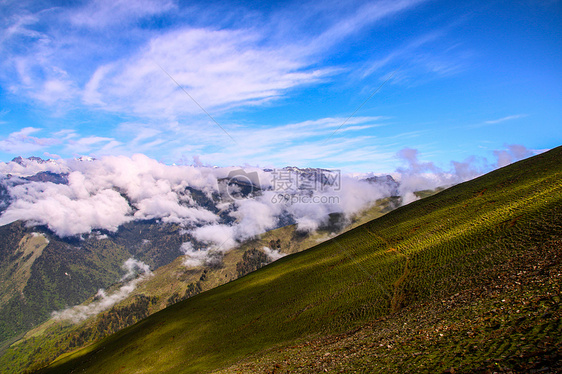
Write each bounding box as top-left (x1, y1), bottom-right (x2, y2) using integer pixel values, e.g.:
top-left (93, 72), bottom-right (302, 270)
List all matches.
top-left (34, 146), bottom-right (562, 373)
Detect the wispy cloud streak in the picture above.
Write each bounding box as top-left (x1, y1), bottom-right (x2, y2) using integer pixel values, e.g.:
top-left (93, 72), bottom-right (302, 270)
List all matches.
top-left (484, 114), bottom-right (527, 124)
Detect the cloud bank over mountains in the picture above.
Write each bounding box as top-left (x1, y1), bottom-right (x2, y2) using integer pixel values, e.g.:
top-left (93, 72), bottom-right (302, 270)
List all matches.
top-left (0, 153), bottom-right (392, 241)
top-left (0, 145), bottom-right (538, 250)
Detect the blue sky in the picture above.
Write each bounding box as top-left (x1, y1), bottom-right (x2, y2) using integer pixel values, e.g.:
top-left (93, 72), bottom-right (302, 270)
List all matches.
top-left (0, 0), bottom-right (560, 172)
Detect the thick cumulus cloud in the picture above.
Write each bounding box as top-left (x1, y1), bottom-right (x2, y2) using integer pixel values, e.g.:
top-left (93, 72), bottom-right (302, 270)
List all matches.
top-left (0, 154), bottom-right (221, 236)
top-left (0, 184), bottom-right (132, 236)
top-left (190, 224), bottom-right (238, 253)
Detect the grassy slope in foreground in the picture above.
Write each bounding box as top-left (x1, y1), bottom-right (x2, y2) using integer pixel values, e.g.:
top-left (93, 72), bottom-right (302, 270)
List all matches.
top-left (39, 146), bottom-right (562, 374)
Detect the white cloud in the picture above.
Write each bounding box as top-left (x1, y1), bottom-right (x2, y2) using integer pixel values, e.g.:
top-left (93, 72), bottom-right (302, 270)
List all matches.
top-left (484, 114), bottom-right (527, 125)
top-left (466, 114), bottom-right (528, 129)
top-left (362, 31), bottom-right (444, 78)
top-left (1, 115), bottom-right (392, 171)
top-left (85, 27), bottom-right (331, 118)
top-left (262, 246), bottom-right (286, 261)
top-left (0, 127), bottom-right (58, 154)
top-left (31, 78), bottom-right (77, 105)
top-left (0, 182), bottom-right (133, 236)
top-left (172, 116), bottom-right (394, 170)
top-left (83, 64), bottom-right (112, 105)
top-left (393, 144), bottom-right (539, 205)
top-left (0, 154), bottom-right (222, 236)
top-left (310, 0), bottom-right (428, 53)
top-left (0, 151), bottom-right (392, 243)
top-left (64, 135), bottom-right (119, 156)
top-left (1, 0), bottom-right (428, 120)
top-left (493, 144), bottom-right (534, 168)
top-left (191, 224), bottom-right (237, 252)
top-left (68, 0), bottom-right (176, 28)
top-left (120, 257), bottom-right (151, 281)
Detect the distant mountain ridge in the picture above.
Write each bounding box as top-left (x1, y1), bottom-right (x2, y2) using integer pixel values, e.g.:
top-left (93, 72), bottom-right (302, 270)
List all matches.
top-left (364, 175), bottom-right (400, 196)
top-left (24, 172), bottom-right (69, 184)
top-left (11, 156), bottom-right (54, 165)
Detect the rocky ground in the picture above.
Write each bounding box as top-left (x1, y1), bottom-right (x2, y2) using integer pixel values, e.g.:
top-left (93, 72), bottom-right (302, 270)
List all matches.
top-left (216, 237), bottom-right (562, 373)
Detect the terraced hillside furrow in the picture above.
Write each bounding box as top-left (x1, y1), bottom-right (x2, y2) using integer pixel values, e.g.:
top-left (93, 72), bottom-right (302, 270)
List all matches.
top-left (219, 203), bottom-right (562, 373)
top-left (34, 146), bottom-right (562, 374)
